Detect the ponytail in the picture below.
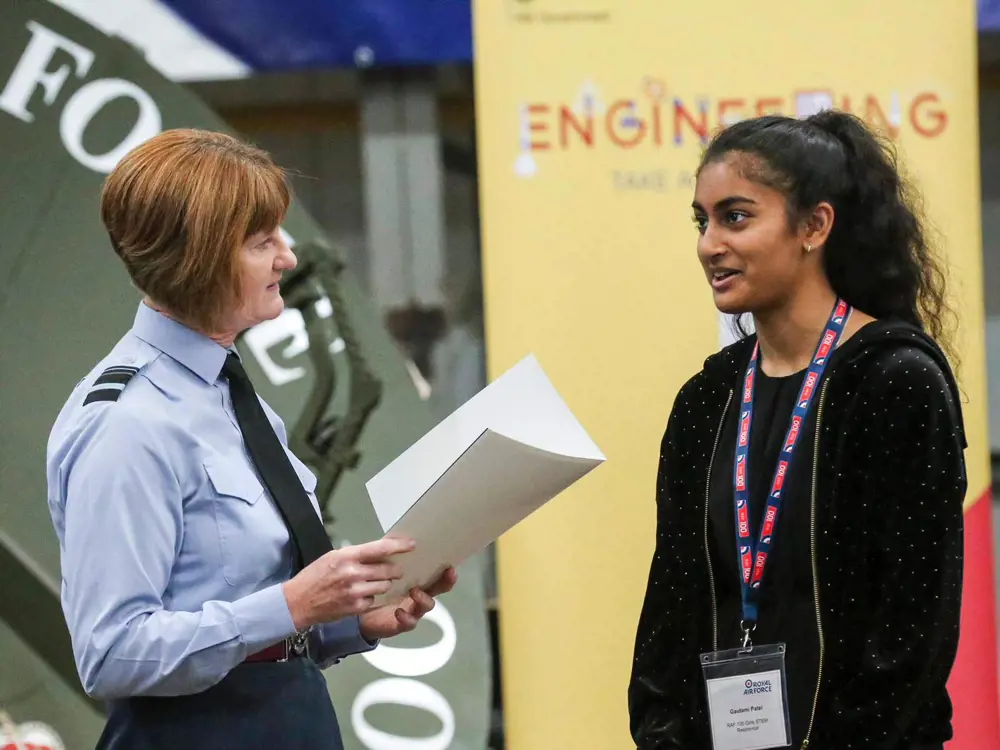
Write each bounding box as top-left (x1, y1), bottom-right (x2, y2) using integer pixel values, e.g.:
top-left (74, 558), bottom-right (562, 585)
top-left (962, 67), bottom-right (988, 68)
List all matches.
top-left (698, 110), bottom-right (955, 363)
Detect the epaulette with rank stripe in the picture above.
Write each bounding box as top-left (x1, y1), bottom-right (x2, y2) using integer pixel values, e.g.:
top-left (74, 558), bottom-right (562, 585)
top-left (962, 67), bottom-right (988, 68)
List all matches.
top-left (83, 365), bottom-right (140, 405)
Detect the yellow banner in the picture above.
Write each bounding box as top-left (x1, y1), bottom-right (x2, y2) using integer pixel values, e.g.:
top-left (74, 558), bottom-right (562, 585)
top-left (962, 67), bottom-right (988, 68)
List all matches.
top-left (473, 1), bottom-right (990, 748)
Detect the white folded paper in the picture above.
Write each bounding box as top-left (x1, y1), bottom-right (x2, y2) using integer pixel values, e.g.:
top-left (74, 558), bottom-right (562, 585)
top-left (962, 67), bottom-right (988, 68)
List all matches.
top-left (366, 354), bottom-right (606, 605)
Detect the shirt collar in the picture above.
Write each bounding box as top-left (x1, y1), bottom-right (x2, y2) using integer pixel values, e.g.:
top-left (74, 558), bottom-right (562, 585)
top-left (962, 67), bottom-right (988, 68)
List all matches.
top-left (132, 302), bottom-right (231, 384)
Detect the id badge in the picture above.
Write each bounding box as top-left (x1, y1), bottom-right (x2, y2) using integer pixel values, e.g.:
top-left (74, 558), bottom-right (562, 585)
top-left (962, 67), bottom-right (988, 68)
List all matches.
top-left (700, 643), bottom-right (791, 750)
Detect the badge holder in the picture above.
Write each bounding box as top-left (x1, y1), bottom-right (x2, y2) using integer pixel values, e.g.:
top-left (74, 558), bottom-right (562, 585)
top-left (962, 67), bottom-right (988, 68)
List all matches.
top-left (700, 639), bottom-right (792, 750)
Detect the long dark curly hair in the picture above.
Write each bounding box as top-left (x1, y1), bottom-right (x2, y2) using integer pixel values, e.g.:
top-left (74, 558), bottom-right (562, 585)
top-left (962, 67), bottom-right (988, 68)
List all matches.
top-left (697, 110), bottom-right (957, 365)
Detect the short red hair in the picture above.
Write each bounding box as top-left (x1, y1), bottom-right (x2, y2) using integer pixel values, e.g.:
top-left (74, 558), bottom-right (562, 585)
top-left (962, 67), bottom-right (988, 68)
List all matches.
top-left (100, 128), bottom-right (290, 330)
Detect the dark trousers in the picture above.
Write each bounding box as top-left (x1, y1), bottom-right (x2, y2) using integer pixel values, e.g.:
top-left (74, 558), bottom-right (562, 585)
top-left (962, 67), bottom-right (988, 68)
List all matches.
top-left (95, 660), bottom-right (343, 750)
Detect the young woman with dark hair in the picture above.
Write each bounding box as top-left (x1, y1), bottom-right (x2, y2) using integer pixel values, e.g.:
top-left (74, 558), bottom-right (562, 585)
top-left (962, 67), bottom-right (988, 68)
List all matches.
top-left (628, 111), bottom-right (967, 750)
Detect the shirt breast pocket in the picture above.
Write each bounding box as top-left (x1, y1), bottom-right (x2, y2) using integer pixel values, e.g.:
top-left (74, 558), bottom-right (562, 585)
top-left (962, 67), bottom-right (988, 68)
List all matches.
top-left (285, 448), bottom-right (322, 515)
top-left (204, 459), bottom-right (285, 587)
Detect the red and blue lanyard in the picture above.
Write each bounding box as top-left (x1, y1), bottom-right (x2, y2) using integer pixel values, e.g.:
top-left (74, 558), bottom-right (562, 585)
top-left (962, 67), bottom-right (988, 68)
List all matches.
top-left (733, 298), bottom-right (851, 635)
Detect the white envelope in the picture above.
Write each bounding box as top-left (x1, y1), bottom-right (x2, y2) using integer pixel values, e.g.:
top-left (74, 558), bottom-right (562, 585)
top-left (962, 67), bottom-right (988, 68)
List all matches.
top-left (366, 354), bottom-right (605, 605)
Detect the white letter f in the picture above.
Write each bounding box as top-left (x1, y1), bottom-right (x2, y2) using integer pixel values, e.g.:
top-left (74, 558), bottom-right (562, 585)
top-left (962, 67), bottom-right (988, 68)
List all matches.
top-left (0, 21), bottom-right (94, 123)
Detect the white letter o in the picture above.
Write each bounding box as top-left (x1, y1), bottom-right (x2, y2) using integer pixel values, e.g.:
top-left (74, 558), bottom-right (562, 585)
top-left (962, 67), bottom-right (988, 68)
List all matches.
top-left (351, 678), bottom-right (455, 750)
top-left (60, 77), bottom-right (161, 173)
top-left (361, 601), bottom-right (457, 678)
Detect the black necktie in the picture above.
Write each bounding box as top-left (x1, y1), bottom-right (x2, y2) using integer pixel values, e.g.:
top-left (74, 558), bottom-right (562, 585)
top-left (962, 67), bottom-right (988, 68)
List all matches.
top-left (223, 352), bottom-right (332, 570)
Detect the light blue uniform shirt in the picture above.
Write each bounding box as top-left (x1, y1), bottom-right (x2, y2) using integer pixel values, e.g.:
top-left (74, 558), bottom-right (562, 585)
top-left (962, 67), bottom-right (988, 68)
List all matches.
top-left (46, 302), bottom-right (375, 701)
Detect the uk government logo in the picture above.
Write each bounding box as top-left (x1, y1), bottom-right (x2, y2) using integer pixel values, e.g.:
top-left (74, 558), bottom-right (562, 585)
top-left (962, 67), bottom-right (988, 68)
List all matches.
top-left (505, 0), bottom-right (611, 25)
top-left (513, 77), bottom-right (949, 188)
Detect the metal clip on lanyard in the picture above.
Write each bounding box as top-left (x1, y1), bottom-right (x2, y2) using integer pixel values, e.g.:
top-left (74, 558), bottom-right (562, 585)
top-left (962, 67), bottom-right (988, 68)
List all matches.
top-left (732, 298), bottom-right (851, 649)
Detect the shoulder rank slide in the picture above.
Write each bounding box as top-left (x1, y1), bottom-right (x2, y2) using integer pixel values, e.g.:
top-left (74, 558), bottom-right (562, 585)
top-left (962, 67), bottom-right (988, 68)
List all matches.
top-left (83, 365), bottom-right (139, 405)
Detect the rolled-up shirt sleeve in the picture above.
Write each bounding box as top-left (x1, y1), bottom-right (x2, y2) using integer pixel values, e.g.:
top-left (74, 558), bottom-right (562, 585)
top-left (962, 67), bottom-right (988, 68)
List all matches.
top-left (56, 407), bottom-right (296, 701)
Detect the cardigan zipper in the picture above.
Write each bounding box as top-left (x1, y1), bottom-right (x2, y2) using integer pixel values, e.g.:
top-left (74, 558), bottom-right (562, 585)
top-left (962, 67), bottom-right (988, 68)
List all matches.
top-left (705, 388), bottom-right (733, 652)
top-left (702, 375), bottom-right (828, 746)
top-left (801, 379), bottom-right (830, 749)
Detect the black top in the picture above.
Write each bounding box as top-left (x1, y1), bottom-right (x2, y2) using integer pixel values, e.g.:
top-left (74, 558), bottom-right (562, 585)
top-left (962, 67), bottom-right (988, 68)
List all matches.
top-left (708, 366), bottom-right (819, 745)
top-left (629, 319), bottom-right (966, 750)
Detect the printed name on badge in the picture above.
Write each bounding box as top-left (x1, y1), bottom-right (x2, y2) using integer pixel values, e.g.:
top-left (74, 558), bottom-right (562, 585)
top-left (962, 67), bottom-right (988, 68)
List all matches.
top-left (705, 669), bottom-right (789, 750)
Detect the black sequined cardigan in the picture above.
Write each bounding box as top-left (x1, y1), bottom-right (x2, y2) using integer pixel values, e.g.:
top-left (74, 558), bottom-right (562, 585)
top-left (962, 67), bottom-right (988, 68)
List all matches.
top-left (628, 319), bottom-right (968, 750)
